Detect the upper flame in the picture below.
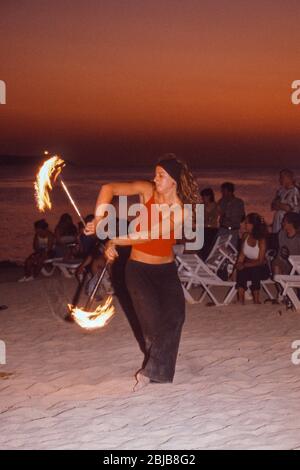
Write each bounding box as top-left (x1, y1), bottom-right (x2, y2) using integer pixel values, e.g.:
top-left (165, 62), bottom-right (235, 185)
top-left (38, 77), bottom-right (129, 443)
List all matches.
top-left (68, 296), bottom-right (115, 330)
top-left (34, 155), bottom-right (65, 211)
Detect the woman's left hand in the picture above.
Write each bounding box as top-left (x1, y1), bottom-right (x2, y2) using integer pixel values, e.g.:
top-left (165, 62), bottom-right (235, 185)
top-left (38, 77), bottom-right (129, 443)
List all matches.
top-left (104, 240), bottom-right (119, 263)
top-left (84, 220), bottom-right (96, 236)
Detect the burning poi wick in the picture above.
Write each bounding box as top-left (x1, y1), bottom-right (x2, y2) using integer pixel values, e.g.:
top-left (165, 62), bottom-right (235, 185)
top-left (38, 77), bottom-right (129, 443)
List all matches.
top-left (68, 295), bottom-right (115, 330)
top-left (66, 263), bottom-right (114, 329)
top-left (34, 155), bottom-right (86, 226)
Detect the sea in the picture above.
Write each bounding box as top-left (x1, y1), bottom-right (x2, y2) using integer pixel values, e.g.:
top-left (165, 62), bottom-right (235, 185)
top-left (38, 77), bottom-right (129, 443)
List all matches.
top-left (0, 164), bottom-right (297, 263)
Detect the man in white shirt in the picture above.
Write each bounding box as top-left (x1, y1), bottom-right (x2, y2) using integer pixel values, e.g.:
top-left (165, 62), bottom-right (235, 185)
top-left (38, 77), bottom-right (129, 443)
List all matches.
top-left (271, 169), bottom-right (300, 234)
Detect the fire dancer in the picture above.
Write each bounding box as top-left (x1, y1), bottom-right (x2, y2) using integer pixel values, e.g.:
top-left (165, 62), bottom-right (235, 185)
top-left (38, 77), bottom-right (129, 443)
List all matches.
top-left (85, 155), bottom-right (200, 391)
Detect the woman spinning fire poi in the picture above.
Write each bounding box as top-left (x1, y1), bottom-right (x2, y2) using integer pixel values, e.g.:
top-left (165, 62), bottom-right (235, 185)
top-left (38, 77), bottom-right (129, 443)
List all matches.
top-left (85, 155), bottom-right (200, 391)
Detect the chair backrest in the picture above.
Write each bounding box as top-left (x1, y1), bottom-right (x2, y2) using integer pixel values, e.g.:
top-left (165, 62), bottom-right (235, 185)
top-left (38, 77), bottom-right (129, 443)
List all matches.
top-left (289, 255), bottom-right (300, 275)
top-left (208, 234), bottom-right (231, 259)
top-left (176, 253), bottom-right (217, 279)
top-left (206, 234), bottom-right (237, 272)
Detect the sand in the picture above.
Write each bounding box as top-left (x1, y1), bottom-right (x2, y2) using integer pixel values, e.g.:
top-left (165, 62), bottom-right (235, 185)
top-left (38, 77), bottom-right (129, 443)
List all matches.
top-left (1, 274), bottom-right (300, 450)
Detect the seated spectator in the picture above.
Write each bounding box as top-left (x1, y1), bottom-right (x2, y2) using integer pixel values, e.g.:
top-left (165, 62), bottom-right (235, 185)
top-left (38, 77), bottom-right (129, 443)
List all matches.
top-left (54, 213), bottom-right (78, 259)
top-left (235, 213), bottom-right (269, 304)
top-left (199, 187), bottom-right (219, 260)
top-left (19, 219), bottom-right (54, 282)
top-left (217, 182), bottom-right (245, 248)
top-left (272, 212), bottom-right (300, 275)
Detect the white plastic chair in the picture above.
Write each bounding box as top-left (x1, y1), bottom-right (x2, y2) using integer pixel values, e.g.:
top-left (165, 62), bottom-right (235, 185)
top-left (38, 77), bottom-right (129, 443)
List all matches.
top-left (273, 255), bottom-right (300, 311)
top-left (41, 258), bottom-right (82, 278)
top-left (176, 252), bottom-right (275, 306)
top-left (205, 233), bottom-right (238, 274)
top-left (176, 253), bottom-right (237, 306)
top-left (274, 274), bottom-right (300, 311)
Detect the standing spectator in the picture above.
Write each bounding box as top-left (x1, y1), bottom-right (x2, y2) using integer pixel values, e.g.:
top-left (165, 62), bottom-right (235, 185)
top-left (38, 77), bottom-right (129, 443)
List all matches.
top-left (217, 182), bottom-right (245, 248)
top-left (199, 187), bottom-right (219, 260)
top-left (271, 169), bottom-right (300, 234)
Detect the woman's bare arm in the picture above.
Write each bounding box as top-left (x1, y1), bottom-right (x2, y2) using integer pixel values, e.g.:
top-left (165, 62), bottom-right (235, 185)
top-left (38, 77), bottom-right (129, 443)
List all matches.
top-left (95, 181), bottom-right (153, 209)
top-left (93, 180), bottom-right (153, 224)
top-left (237, 233), bottom-right (247, 264)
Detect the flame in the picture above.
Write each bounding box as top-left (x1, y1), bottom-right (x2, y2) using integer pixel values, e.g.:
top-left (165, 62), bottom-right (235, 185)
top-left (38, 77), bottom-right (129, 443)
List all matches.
top-left (68, 296), bottom-right (115, 330)
top-left (34, 155), bottom-right (65, 211)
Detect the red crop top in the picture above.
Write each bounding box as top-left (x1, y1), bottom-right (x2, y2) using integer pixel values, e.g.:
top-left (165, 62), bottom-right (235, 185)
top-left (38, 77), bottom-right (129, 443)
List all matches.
top-left (133, 195), bottom-right (176, 257)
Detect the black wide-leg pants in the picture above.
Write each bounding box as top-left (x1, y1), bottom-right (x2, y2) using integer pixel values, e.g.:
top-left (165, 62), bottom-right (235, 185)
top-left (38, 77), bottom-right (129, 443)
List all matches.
top-left (125, 259), bottom-right (185, 383)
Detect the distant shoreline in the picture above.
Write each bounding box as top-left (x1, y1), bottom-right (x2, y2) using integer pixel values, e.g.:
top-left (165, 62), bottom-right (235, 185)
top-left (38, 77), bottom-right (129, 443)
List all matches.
top-left (1, 156), bottom-right (300, 172)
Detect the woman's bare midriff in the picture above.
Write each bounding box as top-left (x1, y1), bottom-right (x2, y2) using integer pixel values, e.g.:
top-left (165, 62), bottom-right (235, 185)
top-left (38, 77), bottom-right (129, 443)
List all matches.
top-left (130, 247), bottom-right (174, 264)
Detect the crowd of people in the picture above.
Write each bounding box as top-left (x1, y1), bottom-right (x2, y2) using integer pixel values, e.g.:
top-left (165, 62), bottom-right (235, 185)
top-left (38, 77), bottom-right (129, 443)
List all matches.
top-left (200, 168), bottom-right (300, 304)
top-left (18, 213), bottom-right (101, 282)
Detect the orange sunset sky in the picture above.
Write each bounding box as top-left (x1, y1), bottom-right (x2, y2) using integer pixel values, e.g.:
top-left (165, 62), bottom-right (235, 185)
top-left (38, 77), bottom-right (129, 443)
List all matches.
top-left (0, 0), bottom-right (300, 167)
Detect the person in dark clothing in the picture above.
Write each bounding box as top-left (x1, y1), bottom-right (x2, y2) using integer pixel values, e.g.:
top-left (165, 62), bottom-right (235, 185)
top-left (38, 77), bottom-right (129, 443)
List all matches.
top-left (110, 245), bottom-right (146, 357)
top-left (54, 213), bottom-right (78, 259)
top-left (199, 187), bottom-right (219, 260)
top-left (272, 212), bottom-right (300, 275)
top-left (77, 214), bottom-right (98, 258)
top-left (218, 182), bottom-right (245, 248)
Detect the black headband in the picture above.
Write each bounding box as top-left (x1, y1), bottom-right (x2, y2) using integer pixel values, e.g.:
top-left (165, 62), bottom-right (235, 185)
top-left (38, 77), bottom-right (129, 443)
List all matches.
top-left (157, 158), bottom-right (183, 186)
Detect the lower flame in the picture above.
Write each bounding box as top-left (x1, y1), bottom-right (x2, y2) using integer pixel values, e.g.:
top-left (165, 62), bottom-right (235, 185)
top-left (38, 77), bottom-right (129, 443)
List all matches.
top-left (68, 296), bottom-right (115, 330)
top-left (34, 155), bottom-right (65, 211)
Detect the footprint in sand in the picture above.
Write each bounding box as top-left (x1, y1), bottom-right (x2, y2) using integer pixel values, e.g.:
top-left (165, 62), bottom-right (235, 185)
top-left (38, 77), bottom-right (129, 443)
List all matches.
top-left (0, 372), bottom-right (14, 380)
